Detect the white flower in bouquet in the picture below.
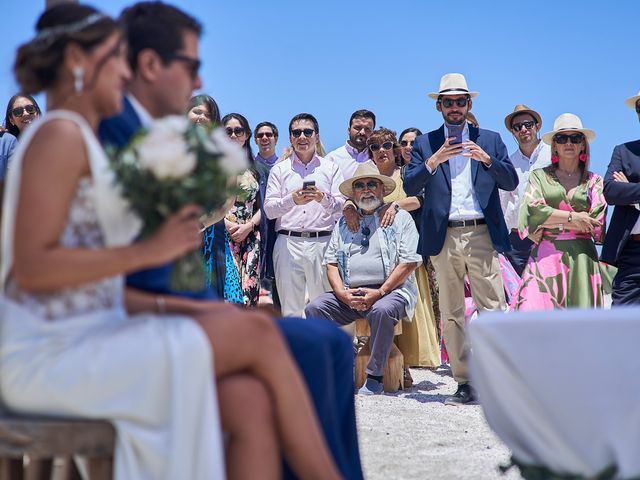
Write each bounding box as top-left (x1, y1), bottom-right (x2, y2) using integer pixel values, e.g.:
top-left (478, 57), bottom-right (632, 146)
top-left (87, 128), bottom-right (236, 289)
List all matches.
top-left (209, 127), bottom-right (249, 175)
top-left (138, 115), bottom-right (197, 180)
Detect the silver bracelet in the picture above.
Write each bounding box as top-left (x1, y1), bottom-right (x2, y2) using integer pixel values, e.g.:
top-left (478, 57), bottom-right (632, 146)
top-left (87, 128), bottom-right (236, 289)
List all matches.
top-left (155, 295), bottom-right (166, 315)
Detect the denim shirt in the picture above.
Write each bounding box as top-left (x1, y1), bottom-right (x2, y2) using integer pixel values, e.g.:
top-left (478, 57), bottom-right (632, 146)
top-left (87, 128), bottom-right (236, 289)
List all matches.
top-left (0, 132), bottom-right (17, 182)
top-left (324, 209), bottom-right (422, 320)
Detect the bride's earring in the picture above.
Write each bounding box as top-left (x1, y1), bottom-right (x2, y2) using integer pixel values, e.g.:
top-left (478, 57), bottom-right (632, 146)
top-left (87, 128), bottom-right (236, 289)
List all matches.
top-left (73, 66), bottom-right (84, 94)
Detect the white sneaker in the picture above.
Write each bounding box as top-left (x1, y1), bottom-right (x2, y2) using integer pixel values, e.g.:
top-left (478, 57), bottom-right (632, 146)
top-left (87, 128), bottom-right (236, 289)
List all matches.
top-left (358, 378), bottom-right (383, 395)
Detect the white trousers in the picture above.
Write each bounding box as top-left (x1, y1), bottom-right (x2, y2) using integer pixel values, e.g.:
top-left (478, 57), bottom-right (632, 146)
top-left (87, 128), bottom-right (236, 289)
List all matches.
top-left (273, 235), bottom-right (331, 317)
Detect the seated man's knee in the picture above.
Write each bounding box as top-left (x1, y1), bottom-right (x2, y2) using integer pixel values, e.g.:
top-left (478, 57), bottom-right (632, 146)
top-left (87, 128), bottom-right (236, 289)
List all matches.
top-left (368, 301), bottom-right (401, 324)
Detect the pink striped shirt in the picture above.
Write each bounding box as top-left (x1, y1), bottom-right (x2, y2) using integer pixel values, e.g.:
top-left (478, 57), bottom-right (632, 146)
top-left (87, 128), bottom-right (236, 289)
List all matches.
top-left (264, 153), bottom-right (345, 232)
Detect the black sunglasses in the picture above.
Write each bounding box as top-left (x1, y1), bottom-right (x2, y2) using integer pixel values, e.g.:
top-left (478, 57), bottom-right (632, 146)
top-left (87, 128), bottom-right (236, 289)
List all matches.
top-left (512, 120), bottom-right (536, 132)
top-left (166, 53), bottom-right (201, 80)
top-left (256, 131), bottom-right (275, 139)
top-left (11, 104), bottom-right (37, 118)
top-left (360, 225), bottom-right (371, 248)
top-left (440, 98), bottom-right (468, 108)
top-left (369, 141), bottom-right (394, 153)
top-left (400, 140), bottom-right (414, 148)
top-left (291, 128), bottom-right (315, 138)
top-left (353, 180), bottom-right (381, 191)
top-left (225, 127), bottom-right (245, 137)
top-left (554, 133), bottom-right (585, 144)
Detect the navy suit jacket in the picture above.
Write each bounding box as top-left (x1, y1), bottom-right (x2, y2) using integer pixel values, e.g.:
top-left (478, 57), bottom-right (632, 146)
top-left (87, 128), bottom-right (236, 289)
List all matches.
top-left (98, 96), bottom-right (142, 149)
top-left (601, 140), bottom-right (640, 266)
top-left (404, 124), bottom-right (518, 256)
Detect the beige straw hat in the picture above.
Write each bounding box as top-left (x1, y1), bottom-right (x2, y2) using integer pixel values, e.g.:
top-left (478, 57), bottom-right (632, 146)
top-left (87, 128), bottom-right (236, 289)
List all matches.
top-left (504, 104), bottom-right (542, 131)
top-left (339, 162), bottom-right (396, 198)
top-left (428, 73), bottom-right (478, 100)
top-left (541, 113), bottom-right (596, 145)
top-left (624, 90), bottom-right (640, 110)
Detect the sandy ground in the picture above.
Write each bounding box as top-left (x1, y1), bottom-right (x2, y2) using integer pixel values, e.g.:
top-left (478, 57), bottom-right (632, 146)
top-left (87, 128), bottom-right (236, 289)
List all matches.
top-left (355, 365), bottom-right (522, 480)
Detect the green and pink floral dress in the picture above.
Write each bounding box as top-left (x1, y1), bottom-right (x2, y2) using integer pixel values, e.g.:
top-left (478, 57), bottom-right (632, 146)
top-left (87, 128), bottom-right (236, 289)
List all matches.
top-left (511, 167), bottom-right (608, 310)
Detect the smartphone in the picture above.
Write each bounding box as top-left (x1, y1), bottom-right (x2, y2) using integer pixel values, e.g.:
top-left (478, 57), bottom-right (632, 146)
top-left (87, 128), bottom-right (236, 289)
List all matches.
top-left (302, 180), bottom-right (316, 190)
top-left (448, 124), bottom-right (463, 145)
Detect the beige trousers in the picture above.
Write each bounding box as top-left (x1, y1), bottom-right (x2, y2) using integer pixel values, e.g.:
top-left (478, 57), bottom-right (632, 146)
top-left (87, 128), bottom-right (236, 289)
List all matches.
top-left (430, 224), bottom-right (505, 384)
top-left (273, 235), bottom-right (331, 317)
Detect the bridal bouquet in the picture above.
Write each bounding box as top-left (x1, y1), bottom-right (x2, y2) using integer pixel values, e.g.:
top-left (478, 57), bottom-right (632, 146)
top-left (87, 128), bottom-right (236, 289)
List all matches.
top-left (109, 116), bottom-right (247, 291)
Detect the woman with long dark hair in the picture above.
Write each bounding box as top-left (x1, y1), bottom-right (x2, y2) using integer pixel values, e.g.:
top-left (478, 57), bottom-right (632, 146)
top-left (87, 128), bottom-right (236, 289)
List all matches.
top-left (4, 93), bottom-right (42, 139)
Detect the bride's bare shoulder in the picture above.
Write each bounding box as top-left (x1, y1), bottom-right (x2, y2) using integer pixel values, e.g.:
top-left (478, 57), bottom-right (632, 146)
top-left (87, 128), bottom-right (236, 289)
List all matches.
top-left (23, 118), bottom-right (89, 174)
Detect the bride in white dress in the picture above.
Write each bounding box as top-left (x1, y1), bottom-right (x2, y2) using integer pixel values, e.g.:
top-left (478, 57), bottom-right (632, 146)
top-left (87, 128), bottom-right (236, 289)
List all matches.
top-left (0, 4), bottom-right (341, 480)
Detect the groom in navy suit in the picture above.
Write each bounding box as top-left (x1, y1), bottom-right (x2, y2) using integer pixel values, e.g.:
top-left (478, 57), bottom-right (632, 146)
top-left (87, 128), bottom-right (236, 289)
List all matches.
top-left (404, 73), bottom-right (518, 405)
top-left (602, 90), bottom-right (640, 305)
top-left (100, 3), bottom-right (362, 479)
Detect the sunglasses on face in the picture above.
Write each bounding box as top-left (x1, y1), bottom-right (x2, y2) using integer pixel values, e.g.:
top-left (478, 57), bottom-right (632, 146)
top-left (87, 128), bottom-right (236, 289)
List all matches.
top-left (369, 141), bottom-right (394, 153)
top-left (166, 53), bottom-right (201, 80)
top-left (440, 98), bottom-right (468, 108)
top-left (11, 105), bottom-right (37, 117)
top-left (225, 127), bottom-right (246, 137)
top-left (256, 132), bottom-right (274, 139)
top-left (400, 140), bottom-right (414, 148)
top-left (291, 128), bottom-right (315, 138)
top-left (511, 120), bottom-right (536, 132)
top-left (360, 225), bottom-right (371, 248)
top-left (554, 133), bottom-right (585, 144)
top-left (353, 180), bottom-right (381, 191)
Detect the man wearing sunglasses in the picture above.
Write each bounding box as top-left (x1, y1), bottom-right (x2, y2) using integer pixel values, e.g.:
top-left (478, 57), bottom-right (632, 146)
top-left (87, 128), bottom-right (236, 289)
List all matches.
top-left (404, 73), bottom-right (518, 405)
top-left (500, 105), bottom-right (551, 276)
top-left (305, 163), bottom-right (421, 395)
top-left (264, 113), bottom-right (345, 318)
top-left (602, 90), bottom-right (640, 305)
top-left (325, 109), bottom-right (377, 180)
top-left (253, 121), bottom-right (280, 307)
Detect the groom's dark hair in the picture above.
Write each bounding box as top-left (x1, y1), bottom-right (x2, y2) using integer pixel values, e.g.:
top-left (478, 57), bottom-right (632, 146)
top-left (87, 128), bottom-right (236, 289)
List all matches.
top-left (119, 1), bottom-right (202, 72)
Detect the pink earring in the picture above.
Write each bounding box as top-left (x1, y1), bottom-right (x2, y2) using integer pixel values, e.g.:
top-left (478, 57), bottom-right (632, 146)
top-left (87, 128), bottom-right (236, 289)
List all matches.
top-left (551, 154), bottom-right (559, 164)
top-left (579, 153), bottom-right (587, 162)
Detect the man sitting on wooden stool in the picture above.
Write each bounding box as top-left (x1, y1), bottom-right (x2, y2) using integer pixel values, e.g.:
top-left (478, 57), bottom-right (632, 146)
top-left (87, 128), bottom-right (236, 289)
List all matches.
top-left (305, 163), bottom-right (421, 395)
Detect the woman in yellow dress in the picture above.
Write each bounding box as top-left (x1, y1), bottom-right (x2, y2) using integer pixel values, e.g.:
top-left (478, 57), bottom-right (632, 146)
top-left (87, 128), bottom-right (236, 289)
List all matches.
top-left (366, 128), bottom-right (440, 377)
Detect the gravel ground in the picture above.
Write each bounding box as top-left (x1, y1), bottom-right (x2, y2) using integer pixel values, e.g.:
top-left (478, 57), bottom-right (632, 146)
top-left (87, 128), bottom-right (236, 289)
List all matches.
top-left (355, 365), bottom-right (522, 480)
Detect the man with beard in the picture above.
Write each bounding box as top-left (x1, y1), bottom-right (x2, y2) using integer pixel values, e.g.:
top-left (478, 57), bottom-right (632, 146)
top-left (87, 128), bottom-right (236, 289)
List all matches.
top-left (325, 109), bottom-right (376, 179)
top-left (305, 163), bottom-right (422, 395)
top-left (404, 73), bottom-right (518, 405)
top-left (602, 89), bottom-right (640, 305)
top-left (500, 105), bottom-right (551, 276)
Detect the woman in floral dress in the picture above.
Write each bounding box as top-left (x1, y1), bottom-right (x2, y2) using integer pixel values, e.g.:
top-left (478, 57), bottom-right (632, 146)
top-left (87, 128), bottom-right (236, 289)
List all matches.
top-left (223, 113), bottom-right (261, 306)
top-left (512, 113), bottom-right (608, 310)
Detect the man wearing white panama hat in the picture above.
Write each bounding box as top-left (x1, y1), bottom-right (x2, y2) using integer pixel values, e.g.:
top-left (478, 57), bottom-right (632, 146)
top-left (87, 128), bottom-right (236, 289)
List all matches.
top-left (602, 90), bottom-right (640, 305)
top-left (305, 162), bottom-right (422, 395)
top-left (404, 73), bottom-right (518, 405)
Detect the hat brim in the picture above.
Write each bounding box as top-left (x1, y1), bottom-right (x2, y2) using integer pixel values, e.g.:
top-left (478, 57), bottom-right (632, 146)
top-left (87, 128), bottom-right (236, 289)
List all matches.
top-left (624, 95), bottom-right (640, 109)
top-left (542, 128), bottom-right (596, 145)
top-left (428, 90), bottom-right (479, 100)
top-left (504, 109), bottom-right (542, 132)
top-left (339, 174), bottom-right (397, 198)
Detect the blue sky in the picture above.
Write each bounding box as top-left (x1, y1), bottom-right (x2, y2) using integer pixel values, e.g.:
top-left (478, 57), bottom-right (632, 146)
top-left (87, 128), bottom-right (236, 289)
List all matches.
top-left (1, 0), bottom-right (639, 177)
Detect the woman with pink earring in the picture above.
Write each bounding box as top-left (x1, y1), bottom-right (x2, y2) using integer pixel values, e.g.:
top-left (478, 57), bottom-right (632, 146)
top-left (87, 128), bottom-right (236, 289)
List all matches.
top-left (511, 113), bottom-right (610, 310)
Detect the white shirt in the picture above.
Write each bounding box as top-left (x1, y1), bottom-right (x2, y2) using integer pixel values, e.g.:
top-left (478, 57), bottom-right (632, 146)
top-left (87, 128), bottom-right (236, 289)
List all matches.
top-left (500, 141), bottom-right (552, 230)
top-left (445, 123), bottom-right (484, 220)
top-left (631, 205), bottom-right (640, 234)
top-left (325, 142), bottom-right (374, 179)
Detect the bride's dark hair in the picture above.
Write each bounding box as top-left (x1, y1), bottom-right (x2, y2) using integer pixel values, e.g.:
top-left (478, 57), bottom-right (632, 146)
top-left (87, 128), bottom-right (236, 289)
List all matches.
top-left (14, 3), bottom-right (117, 94)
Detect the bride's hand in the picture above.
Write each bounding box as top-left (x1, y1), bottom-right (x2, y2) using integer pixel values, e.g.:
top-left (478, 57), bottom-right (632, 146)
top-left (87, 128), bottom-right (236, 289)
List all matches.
top-left (140, 204), bottom-right (203, 266)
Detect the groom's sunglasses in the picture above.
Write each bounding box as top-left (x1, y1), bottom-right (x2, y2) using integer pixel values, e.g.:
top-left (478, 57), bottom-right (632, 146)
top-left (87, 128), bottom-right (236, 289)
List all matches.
top-left (165, 53), bottom-right (201, 80)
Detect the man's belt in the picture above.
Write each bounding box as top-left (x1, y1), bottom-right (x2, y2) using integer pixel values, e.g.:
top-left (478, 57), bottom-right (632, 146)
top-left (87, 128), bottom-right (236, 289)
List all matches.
top-left (448, 218), bottom-right (487, 228)
top-left (278, 230), bottom-right (332, 238)
top-left (629, 234), bottom-right (640, 242)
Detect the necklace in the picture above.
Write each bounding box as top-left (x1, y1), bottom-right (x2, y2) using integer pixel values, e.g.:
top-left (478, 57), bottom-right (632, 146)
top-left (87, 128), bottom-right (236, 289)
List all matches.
top-left (556, 168), bottom-right (579, 177)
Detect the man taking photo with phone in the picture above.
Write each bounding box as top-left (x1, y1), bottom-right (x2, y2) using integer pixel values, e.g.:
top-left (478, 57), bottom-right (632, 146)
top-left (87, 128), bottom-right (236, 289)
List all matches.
top-left (404, 73), bottom-right (518, 405)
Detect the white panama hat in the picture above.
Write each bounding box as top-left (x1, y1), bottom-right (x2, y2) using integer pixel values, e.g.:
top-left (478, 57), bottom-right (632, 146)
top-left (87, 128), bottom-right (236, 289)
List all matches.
top-left (428, 73), bottom-right (479, 100)
top-left (541, 113), bottom-right (596, 145)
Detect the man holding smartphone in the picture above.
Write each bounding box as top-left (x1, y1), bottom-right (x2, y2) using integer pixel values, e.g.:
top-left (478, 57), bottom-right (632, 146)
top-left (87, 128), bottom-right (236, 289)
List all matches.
top-left (404, 73), bottom-right (518, 405)
top-left (264, 113), bottom-right (345, 317)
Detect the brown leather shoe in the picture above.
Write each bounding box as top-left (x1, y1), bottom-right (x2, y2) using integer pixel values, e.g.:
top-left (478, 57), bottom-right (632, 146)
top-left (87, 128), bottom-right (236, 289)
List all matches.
top-left (403, 367), bottom-right (413, 389)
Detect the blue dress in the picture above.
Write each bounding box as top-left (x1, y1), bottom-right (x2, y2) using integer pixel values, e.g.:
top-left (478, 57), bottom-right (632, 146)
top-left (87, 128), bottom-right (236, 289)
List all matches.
top-left (202, 220), bottom-right (244, 304)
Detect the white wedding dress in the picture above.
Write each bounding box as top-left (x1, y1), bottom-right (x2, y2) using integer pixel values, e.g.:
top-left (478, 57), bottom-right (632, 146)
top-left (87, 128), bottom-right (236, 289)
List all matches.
top-left (0, 110), bottom-right (225, 480)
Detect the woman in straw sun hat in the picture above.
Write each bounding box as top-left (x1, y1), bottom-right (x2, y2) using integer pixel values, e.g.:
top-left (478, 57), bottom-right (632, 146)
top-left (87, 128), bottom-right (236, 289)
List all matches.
top-left (511, 113), bottom-right (610, 310)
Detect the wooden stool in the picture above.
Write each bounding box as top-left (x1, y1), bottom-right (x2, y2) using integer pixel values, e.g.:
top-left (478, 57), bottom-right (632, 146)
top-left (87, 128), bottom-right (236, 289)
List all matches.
top-left (355, 318), bottom-right (404, 392)
top-left (0, 412), bottom-right (115, 480)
